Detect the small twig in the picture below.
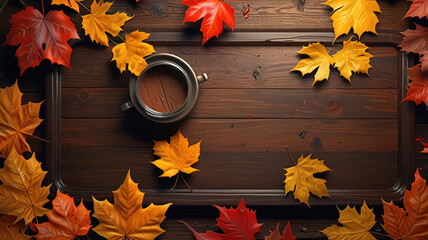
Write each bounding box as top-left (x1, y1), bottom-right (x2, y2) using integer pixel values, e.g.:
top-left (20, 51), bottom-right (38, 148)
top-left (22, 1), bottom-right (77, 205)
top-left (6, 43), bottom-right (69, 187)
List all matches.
top-left (170, 173), bottom-right (179, 191)
top-left (286, 146), bottom-right (297, 166)
top-left (181, 174), bottom-right (193, 192)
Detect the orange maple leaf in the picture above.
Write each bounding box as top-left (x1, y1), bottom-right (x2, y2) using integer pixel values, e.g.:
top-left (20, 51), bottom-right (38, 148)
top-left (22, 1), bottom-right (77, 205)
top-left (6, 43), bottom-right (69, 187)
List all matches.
top-left (382, 169), bottom-right (428, 240)
top-left (0, 82), bottom-right (44, 158)
top-left (35, 190), bottom-right (91, 240)
top-left (265, 222), bottom-right (296, 240)
top-left (0, 215), bottom-right (31, 240)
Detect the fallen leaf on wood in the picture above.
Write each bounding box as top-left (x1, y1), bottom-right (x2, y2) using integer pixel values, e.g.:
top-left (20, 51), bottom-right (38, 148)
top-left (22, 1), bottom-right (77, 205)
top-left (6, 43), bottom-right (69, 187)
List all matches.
top-left (332, 38), bottom-right (373, 82)
top-left (291, 42), bottom-right (333, 85)
top-left (92, 170), bottom-right (172, 240)
top-left (265, 222), bottom-right (296, 240)
top-left (321, 201), bottom-right (376, 240)
top-left (152, 130), bottom-right (201, 191)
top-left (404, 0), bottom-right (428, 20)
top-left (35, 190), bottom-right (91, 240)
top-left (112, 30), bottom-right (156, 76)
top-left (82, 0), bottom-right (132, 47)
top-left (323, 0), bottom-right (381, 42)
top-left (0, 82), bottom-right (44, 158)
top-left (399, 24), bottom-right (428, 55)
top-left (402, 64), bottom-right (428, 105)
top-left (51, 0), bottom-right (84, 12)
top-left (416, 138), bottom-right (428, 153)
top-left (4, 6), bottom-right (79, 75)
top-left (0, 215), bottom-right (31, 240)
top-left (284, 147), bottom-right (331, 206)
top-left (180, 198), bottom-right (263, 240)
top-left (0, 148), bottom-right (50, 225)
top-left (382, 168), bottom-right (428, 240)
top-left (182, 0), bottom-right (234, 44)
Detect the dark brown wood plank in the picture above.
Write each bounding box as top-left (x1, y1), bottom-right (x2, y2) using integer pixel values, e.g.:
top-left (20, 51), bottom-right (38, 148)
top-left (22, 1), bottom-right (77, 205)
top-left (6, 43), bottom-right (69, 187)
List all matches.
top-left (62, 88), bottom-right (398, 118)
top-left (61, 119), bottom-right (398, 151)
top-left (61, 45), bottom-right (399, 89)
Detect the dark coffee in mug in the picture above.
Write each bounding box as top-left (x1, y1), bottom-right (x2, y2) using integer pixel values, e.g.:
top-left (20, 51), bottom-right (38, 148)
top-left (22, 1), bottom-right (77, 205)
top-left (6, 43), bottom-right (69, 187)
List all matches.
top-left (138, 65), bottom-right (188, 113)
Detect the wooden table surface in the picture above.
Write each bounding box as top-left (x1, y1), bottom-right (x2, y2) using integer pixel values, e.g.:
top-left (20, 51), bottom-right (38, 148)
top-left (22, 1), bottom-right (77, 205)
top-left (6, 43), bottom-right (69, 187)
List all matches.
top-left (1, 0), bottom-right (427, 239)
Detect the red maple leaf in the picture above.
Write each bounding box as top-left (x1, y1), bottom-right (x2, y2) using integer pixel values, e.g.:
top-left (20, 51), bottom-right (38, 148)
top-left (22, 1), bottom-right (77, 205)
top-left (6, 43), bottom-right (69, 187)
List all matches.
top-left (382, 169), bottom-right (428, 240)
top-left (180, 198), bottom-right (263, 240)
top-left (404, 0), bottom-right (428, 20)
top-left (402, 64), bottom-right (428, 105)
top-left (182, 0), bottom-right (234, 45)
top-left (265, 222), bottom-right (297, 240)
top-left (400, 24), bottom-right (428, 55)
top-left (5, 6), bottom-right (79, 75)
top-left (35, 190), bottom-right (91, 240)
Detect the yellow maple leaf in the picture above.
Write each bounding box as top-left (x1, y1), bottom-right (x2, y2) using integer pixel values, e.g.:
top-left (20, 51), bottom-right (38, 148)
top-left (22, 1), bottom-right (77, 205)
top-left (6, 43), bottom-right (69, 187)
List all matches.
top-left (324, 0), bottom-right (381, 42)
top-left (92, 170), bottom-right (172, 240)
top-left (51, 0), bottom-right (84, 12)
top-left (0, 82), bottom-right (43, 158)
top-left (112, 30), bottom-right (156, 76)
top-left (332, 38), bottom-right (373, 82)
top-left (0, 215), bottom-right (31, 240)
top-left (82, 0), bottom-right (132, 47)
top-left (0, 148), bottom-right (51, 225)
top-left (291, 42), bottom-right (333, 85)
top-left (152, 130), bottom-right (200, 191)
top-left (284, 151), bottom-right (331, 207)
top-left (321, 202), bottom-right (376, 240)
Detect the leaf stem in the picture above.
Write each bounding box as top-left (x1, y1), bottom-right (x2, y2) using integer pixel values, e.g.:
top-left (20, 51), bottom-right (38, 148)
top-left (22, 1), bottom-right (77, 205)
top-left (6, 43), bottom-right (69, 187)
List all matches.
top-left (369, 231), bottom-right (391, 239)
top-left (117, 34), bottom-right (126, 42)
top-left (170, 173), bottom-right (179, 191)
top-left (41, 0), bottom-right (44, 16)
top-left (180, 173), bottom-right (193, 192)
top-left (286, 146), bottom-right (297, 166)
top-left (107, 35), bottom-right (119, 45)
top-left (0, 0), bottom-right (10, 14)
top-left (76, 0), bottom-right (91, 13)
top-left (27, 133), bottom-right (49, 143)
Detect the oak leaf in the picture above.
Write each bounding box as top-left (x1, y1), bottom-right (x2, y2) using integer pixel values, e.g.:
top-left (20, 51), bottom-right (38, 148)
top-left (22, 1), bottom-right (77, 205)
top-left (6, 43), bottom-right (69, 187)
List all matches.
top-left (182, 0), bottom-right (234, 44)
top-left (51, 0), bottom-right (84, 12)
top-left (404, 0), bottom-right (428, 20)
top-left (382, 168), bottom-right (428, 240)
top-left (402, 64), bottom-right (428, 105)
top-left (265, 222), bottom-right (296, 240)
top-left (332, 38), bottom-right (373, 82)
top-left (180, 198), bottom-right (263, 240)
top-left (321, 202), bottom-right (376, 240)
top-left (152, 130), bottom-right (200, 190)
top-left (4, 6), bottom-right (79, 75)
top-left (35, 190), bottom-right (91, 240)
top-left (0, 148), bottom-right (50, 225)
top-left (284, 152), bottom-right (331, 206)
top-left (416, 138), bottom-right (428, 153)
top-left (291, 42), bottom-right (333, 85)
top-left (92, 170), bottom-right (172, 240)
top-left (323, 0), bottom-right (381, 42)
top-left (112, 30), bottom-right (156, 76)
top-left (0, 82), bottom-right (43, 158)
top-left (0, 215), bottom-right (31, 240)
top-left (82, 0), bottom-right (132, 47)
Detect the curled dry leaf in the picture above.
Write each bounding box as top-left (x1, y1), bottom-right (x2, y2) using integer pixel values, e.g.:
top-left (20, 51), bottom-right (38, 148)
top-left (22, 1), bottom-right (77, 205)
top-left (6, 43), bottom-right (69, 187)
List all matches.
top-left (382, 169), bottom-right (428, 240)
top-left (332, 38), bottom-right (373, 82)
top-left (0, 215), bottom-right (31, 240)
top-left (284, 149), bottom-right (331, 207)
top-left (4, 6), bottom-right (79, 75)
top-left (82, 0), bottom-right (132, 47)
top-left (35, 190), bottom-right (91, 240)
top-left (152, 130), bottom-right (200, 191)
top-left (291, 42), bottom-right (333, 85)
top-left (323, 0), bottom-right (381, 42)
top-left (0, 148), bottom-right (50, 225)
top-left (112, 30), bottom-right (156, 76)
top-left (180, 198), bottom-right (263, 240)
top-left (0, 82), bottom-right (43, 158)
top-left (265, 222), bottom-right (296, 240)
top-left (51, 0), bottom-right (84, 12)
top-left (182, 0), bottom-right (234, 44)
top-left (321, 201), bottom-right (376, 240)
top-left (92, 170), bottom-right (172, 240)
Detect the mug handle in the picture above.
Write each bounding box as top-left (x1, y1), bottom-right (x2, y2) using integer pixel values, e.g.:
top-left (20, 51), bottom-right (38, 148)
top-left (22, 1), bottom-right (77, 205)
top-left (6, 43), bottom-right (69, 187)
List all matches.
top-left (197, 73), bottom-right (208, 84)
top-left (120, 101), bottom-right (134, 112)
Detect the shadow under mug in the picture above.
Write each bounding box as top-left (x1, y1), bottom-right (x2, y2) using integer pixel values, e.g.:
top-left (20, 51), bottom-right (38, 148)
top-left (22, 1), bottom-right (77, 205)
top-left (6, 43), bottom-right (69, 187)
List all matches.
top-left (120, 53), bottom-right (208, 123)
